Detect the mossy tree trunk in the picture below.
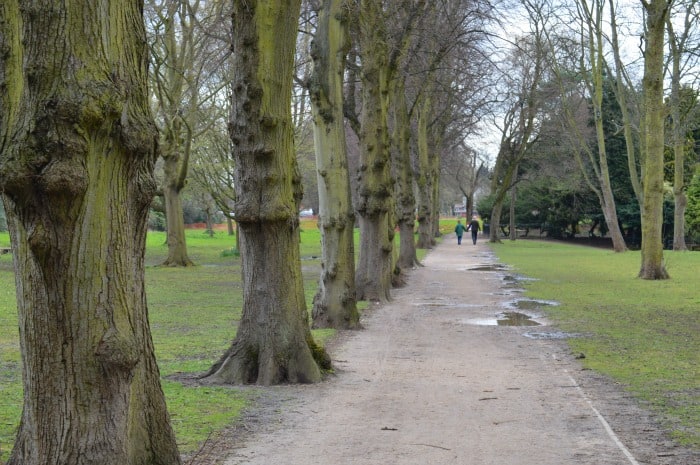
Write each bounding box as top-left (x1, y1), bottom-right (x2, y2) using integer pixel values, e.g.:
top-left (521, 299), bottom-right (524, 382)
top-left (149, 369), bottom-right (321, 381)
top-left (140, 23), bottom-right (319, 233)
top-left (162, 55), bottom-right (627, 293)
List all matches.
top-left (308, 0), bottom-right (360, 329)
top-left (639, 0), bottom-right (671, 279)
top-left (415, 92), bottom-right (437, 249)
top-left (392, 78), bottom-right (421, 272)
top-left (0, 1), bottom-right (181, 464)
top-left (203, 0), bottom-right (327, 385)
top-left (354, 0), bottom-right (394, 302)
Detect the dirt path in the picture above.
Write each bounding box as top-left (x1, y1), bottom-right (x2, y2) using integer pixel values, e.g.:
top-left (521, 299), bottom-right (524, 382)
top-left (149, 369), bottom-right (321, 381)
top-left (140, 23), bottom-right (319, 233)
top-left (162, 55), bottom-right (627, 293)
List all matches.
top-left (201, 239), bottom-right (698, 465)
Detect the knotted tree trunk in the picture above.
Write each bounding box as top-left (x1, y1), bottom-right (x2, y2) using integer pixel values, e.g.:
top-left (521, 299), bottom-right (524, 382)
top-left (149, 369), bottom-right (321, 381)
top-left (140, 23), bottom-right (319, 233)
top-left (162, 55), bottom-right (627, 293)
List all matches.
top-left (308, 0), bottom-right (360, 329)
top-left (0, 1), bottom-right (181, 464)
top-left (203, 0), bottom-right (328, 385)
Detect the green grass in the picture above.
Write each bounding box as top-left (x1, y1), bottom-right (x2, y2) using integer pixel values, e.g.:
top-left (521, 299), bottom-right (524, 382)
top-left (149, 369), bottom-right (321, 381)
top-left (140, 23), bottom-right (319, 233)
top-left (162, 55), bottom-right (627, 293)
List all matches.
top-left (2, 224), bottom-right (698, 456)
top-left (491, 239), bottom-right (700, 448)
top-left (0, 221), bottom-right (355, 461)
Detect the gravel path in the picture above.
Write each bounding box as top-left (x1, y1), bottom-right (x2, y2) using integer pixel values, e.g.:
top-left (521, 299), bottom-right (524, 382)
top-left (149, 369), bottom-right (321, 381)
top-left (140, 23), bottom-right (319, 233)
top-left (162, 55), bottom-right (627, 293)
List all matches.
top-left (193, 239), bottom-right (698, 465)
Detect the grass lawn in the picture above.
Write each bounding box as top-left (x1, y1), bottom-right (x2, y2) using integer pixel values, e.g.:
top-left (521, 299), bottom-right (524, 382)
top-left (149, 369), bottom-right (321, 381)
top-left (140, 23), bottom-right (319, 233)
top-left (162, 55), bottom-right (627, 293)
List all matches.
top-left (491, 239), bottom-right (700, 448)
top-left (0, 220), bottom-right (335, 461)
top-left (1, 222), bottom-right (696, 458)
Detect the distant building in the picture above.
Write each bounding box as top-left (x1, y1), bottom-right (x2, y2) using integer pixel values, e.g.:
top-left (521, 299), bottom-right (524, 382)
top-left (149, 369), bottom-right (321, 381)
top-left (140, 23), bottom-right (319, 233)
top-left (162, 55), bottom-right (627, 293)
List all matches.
top-left (453, 204), bottom-right (467, 217)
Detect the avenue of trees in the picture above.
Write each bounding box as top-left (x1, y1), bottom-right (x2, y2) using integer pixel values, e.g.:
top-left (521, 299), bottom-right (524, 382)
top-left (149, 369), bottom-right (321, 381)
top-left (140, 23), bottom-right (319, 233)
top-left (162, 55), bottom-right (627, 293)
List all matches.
top-left (1, 0), bottom-right (699, 463)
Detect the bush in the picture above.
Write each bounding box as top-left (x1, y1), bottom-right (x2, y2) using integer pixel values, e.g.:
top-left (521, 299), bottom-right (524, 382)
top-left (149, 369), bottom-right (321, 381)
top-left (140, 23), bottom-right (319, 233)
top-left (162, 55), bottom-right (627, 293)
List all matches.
top-left (148, 210), bottom-right (166, 231)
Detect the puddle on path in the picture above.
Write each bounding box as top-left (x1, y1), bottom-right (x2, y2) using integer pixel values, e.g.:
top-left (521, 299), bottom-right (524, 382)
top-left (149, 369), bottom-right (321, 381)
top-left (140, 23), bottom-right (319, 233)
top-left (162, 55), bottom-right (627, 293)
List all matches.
top-left (496, 311), bottom-right (541, 326)
top-left (467, 264), bottom-right (510, 272)
top-left (506, 298), bottom-right (558, 311)
top-left (462, 311), bottom-right (542, 327)
top-left (522, 331), bottom-right (580, 340)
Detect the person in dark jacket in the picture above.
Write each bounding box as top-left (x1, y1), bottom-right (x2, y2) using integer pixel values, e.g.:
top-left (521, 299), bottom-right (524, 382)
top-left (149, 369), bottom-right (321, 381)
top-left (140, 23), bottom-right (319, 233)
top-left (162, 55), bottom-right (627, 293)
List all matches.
top-left (454, 220), bottom-right (467, 245)
top-left (467, 216), bottom-right (481, 244)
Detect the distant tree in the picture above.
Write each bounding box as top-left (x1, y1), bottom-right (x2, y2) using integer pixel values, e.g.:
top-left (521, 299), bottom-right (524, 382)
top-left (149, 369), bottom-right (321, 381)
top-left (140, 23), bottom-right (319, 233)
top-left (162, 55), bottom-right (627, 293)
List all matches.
top-left (203, 0), bottom-right (328, 385)
top-left (0, 1), bottom-right (181, 463)
top-left (489, 32), bottom-right (545, 244)
top-left (147, 0), bottom-right (231, 265)
top-left (666, 0), bottom-right (700, 250)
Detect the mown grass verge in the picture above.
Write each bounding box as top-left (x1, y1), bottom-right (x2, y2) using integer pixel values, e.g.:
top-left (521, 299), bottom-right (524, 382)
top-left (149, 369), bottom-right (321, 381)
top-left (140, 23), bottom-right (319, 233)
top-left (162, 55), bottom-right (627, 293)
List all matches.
top-left (491, 239), bottom-right (700, 448)
top-left (0, 220), bottom-right (345, 461)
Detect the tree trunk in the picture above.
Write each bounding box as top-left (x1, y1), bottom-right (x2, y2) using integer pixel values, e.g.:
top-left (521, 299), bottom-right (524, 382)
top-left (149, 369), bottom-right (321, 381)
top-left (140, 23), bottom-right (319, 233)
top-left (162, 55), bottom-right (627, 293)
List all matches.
top-left (0, 2), bottom-right (181, 464)
top-left (392, 79), bottom-right (420, 272)
top-left (354, 0), bottom-right (395, 302)
top-left (308, 0), bottom-right (360, 329)
top-left (639, 0), bottom-right (670, 279)
top-left (416, 93), bottom-right (435, 249)
top-left (586, 0), bottom-right (627, 252)
top-left (430, 140), bottom-right (442, 240)
top-left (162, 174), bottom-right (194, 266)
top-left (204, 0), bottom-right (328, 384)
top-left (489, 145), bottom-right (510, 244)
top-left (509, 177), bottom-right (517, 241)
top-left (667, 17), bottom-right (688, 251)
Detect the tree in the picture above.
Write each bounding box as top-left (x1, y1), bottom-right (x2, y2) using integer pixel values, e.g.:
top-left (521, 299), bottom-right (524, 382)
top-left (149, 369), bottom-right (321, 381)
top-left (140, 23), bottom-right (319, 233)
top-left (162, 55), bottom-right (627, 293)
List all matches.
top-left (147, 0), bottom-right (231, 266)
top-left (349, 1), bottom-right (397, 301)
top-left (148, 0), bottom-right (198, 266)
top-left (307, 0), bottom-right (360, 329)
top-left (639, 0), bottom-right (672, 279)
top-left (203, 0), bottom-right (329, 385)
top-left (0, 1), bottom-right (181, 464)
top-left (489, 30), bottom-right (545, 244)
top-left (666, 0), bottom-right (700, 250)
top-left (572, 0), bottom-right (628, 252)
top-left (344, 0), bottom-right (430, 301)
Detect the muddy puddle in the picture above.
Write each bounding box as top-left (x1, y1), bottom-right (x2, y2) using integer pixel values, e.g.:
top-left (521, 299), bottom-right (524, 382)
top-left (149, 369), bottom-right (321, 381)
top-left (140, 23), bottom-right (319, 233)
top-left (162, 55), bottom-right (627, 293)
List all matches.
top-left (459, 297), bottom-right (559, 327)
top-left (467, 264), bottom-right (510, 272)
top-left (522, 331), bottom-right (580, 340)
top-left (461, 311), bottom-right (542, 327)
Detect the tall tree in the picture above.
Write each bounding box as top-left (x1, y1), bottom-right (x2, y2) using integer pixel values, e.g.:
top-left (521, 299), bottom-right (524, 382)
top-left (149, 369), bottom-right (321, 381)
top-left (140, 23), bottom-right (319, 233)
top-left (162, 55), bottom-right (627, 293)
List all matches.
top-left (0, 1), bottom-right (181, 464)
top-left (639, 0), bottom-right (672, 279)
top-left (489, 29), bottom-right (545, 243)
top-left (307, 0), bottom-right (360, 329)
top-left (148, 0), bottom-right (198, 266)
top-left (148, 0), bottom-right (230, 266)
top-left (415, 88), bottom-right (439, 248)
top-left (203, 0), bottom-right (329, 384)
top-left (666, 0), bottom-right (700, 250)
top-left (573, 0), bottom-right (628, 252)
top-left (349, 0), bottom-right (427, 301)
top-left (349, 0), bottom-right (395, 301)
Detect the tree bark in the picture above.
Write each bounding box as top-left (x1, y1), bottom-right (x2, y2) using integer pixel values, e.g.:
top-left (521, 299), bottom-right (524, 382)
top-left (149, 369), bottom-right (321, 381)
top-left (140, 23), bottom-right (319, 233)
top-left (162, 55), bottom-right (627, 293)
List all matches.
top-left (416, 92), bottom-right (436, 249)
top-left (308, 0), bottom-right (360, 329)
top-left (354, 0), bottom-right (395, 302)
top-left (0, 1), bottom-right (181, 464)
top-left (639, 0), bottom-right (670, 279)
top-left (392, 79), bottom-right (421, 272)
top-left (204, 0), bottom-right (328, 385)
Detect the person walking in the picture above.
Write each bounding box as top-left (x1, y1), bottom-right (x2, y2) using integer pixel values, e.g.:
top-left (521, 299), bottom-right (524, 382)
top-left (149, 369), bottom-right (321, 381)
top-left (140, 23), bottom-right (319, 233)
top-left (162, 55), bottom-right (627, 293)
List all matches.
top-left (454, 220), bottom-right (467, 245)
top-left (467, 216), bottom-right (481, 245)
